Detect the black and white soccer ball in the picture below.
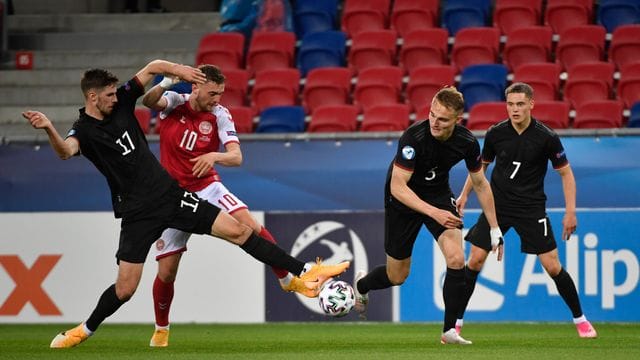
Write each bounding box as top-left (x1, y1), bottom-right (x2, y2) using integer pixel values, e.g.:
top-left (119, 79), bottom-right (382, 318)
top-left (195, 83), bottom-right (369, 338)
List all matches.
top-left (318, 279), bottom-right (355, 317)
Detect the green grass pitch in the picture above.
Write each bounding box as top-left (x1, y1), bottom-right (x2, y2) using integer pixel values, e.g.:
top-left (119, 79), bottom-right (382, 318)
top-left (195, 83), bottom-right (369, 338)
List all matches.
top-left (0, 323), bottom-right (638, 359)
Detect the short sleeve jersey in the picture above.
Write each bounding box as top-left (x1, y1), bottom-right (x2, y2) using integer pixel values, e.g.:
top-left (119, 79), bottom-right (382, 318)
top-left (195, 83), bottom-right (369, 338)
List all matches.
top-left (67, 77), bottom-right (175, 217)
top-left (386, 121), bottom-right (482, 202)
top-left (483, 118), bottom-right (569, 217)
top-left (158, 92), bottom-right (239, 192)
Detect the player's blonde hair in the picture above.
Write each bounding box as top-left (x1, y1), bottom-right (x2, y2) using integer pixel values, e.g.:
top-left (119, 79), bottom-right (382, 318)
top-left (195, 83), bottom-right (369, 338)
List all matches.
top-left (433, 86), bottom-right (465, 116)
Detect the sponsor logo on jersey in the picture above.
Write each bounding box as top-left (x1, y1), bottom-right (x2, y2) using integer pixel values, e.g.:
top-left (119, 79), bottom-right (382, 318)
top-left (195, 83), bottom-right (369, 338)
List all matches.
top-left (402, 146), bottom-right (415, 160)
top-left (226, 130), bottom-right (237, 137)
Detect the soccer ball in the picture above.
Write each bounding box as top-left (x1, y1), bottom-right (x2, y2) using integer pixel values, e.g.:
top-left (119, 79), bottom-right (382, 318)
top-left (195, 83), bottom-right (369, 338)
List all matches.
top-left (318, 279), bottom-right (355, 317)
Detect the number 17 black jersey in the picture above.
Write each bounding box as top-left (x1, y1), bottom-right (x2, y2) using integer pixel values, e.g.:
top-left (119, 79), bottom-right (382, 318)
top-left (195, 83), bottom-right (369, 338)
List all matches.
top-left (483, 118), bottom-right (569, 218)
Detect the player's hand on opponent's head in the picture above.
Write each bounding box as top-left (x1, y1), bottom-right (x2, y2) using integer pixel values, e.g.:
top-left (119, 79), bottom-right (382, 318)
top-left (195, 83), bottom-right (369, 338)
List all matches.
top-left (22, 110), bottom-right (52, 130)
top-left (490, 227), bottom-right (504, 261)
top-left (174, 65), bottom-right (206, 85)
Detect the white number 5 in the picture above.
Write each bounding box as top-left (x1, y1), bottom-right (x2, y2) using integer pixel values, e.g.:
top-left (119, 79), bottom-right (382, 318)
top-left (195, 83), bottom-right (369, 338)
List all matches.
top-left (510, 161), bottom-right (521, 179)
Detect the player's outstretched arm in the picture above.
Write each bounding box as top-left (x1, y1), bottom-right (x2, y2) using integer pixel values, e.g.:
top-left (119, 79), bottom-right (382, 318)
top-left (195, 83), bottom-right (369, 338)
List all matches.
top-left (22, 110), bottom-right (79, 160)
top-left (135, 60), bottom-right (206, 89)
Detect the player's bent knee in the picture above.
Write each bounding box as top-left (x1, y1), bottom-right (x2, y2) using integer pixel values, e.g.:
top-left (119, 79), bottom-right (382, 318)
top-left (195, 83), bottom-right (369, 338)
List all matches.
top-left (388, 269), bottom-right (409, 285)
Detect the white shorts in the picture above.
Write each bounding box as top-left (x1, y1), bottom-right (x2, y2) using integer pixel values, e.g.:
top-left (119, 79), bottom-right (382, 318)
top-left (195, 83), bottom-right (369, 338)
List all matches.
top-left (153, 181), bottom-right (247, 260)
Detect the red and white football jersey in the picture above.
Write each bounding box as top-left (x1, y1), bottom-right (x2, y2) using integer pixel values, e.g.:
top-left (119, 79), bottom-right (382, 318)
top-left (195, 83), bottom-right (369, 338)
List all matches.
top-left (158, 91), bottom-right (239, 192)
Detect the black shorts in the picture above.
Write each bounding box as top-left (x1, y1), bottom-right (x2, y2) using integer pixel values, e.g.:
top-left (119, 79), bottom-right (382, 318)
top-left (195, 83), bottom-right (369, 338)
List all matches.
top-left (465, 212), bottom-right (557, 254)
top-left (385, 193), bottom-right (461, 260)
top-left (117, 185), bottom-right (221, 263)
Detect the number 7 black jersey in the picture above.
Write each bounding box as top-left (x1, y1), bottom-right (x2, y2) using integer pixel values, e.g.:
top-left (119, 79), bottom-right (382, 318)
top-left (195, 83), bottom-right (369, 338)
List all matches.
top-left (67, 77), bottom-right (175, 217)
top-left (483, 118), bottom-right (569, 218)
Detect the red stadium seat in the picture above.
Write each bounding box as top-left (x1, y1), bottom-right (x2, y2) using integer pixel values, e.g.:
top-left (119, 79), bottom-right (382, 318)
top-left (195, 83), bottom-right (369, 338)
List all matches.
top-left (503, 26), bottom-right (553, 72)
top-left (544, 0), bottom-right (593, 35)
top-left (405, 65), bottom-right (456, 113)
top-left (341, 0), bottom-right (391, 38)
top-left (532, 101), bottom-right (570, 129)
top-left (246, 31), bottom-right (296, 75)
top-left (302, 67), bottom-right (353, 114)
top-left (348, 29), bottom-right (398, 74)
top-left (563, 62), bottom-right (615, 109)
top-left (390, 0), bottom-right (439, 38)
top-left (512, 63), bottom-right (561, 101)
top-left (451, 27), bottom-right (500, 72)
top-left (573, 101), bottom-right (623, 129)
top-left (251, 68), bottom-right (301, 114)
top-left (493, 0), bottom-right (542, 35)
top-left (399, 28), bottom-right (449, 74)
top-left (353, 66), bottom-right (404, 113)
top-left (220, 69), bottom-right (250, 108)
top-left (361, 104), bottom-right (411, 131)
top-left (555, 25), bottom-right (606, 71)
top-left (466, 102), bottom-right (508, 130)
top-left (227, 106), bottom-right (255, 133)
top-left (195, 32), bottom-right (245, 70)
top-left (609, 25), bottom-right (640, 70)
top-left (308, 105), bottom-right (360, 132)
top-left (616, 62), bottom-right (640, 109)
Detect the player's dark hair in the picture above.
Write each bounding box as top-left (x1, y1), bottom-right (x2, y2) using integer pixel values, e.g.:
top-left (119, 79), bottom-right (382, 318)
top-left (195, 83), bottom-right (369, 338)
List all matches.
top-left (81, 69), bottom-right (119, 96)
top-left (505, 82), bottom-right (534, 99)
top-left (199, 64), bottom-right (226, 84)
top-left (434, 86), bottom-right (465, 116)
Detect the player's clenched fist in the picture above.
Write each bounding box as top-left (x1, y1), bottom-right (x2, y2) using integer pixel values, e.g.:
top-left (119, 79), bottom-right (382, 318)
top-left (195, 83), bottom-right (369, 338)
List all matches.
top-left (22, 110), bottom-right (52, 129)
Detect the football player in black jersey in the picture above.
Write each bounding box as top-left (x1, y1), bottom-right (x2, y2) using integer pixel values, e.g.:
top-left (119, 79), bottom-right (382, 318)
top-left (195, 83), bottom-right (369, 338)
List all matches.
top-left (353, 87), bottom-right (503, 345)
top-left (456, 82), bottom-right (597, 338)
top-left (22, 60), bottom-right (349, 348)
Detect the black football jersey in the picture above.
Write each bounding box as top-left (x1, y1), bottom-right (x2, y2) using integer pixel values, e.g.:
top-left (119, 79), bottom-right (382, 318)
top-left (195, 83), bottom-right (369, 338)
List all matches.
top-left (67, 77), bottom-right (175, 217)
top-left (483, 118), bottom-right (568, 217)
top-left (386, 121), bottom-right (482, 205)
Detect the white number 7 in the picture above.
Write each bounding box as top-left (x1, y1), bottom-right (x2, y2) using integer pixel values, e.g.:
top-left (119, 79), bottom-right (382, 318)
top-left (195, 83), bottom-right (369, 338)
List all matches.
top-left (510, 161), bottom-right (521, 179)
top-left (538, 217), bottom-right (548, 237)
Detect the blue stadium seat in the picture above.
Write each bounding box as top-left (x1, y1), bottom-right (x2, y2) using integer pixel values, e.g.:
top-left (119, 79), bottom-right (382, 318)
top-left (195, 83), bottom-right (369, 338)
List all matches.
top-left (458, 64), bottom-right (508, 111)
top-left (293, 0), bottom-right (338, 38)
top-left (442, 0), bottom-right (491, 35)
top-left (598, 0), bottom-right (640, 33)
top-left (628, 102), bottom-right (640, 128)
top-left (255, 106), bottom-right (306, 133)
top-left (297, 31), bottom-right (347, 76)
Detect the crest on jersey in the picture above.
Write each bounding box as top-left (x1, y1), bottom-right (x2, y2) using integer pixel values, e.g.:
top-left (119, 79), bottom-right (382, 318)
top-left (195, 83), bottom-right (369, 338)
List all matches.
top-left (402, 145), bottom-right (415, 160)
top-left (199, 121), bottom-right (213, 135)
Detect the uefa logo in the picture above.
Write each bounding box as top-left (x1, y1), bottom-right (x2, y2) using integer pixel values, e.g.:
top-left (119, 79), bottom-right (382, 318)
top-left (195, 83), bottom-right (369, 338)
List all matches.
top-left (290, 221), bottom-right (368, 314)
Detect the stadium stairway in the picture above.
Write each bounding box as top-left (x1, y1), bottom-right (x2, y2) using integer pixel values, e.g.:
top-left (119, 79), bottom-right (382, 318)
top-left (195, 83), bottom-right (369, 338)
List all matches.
top-left (1, 10), bottom-right (221, 139)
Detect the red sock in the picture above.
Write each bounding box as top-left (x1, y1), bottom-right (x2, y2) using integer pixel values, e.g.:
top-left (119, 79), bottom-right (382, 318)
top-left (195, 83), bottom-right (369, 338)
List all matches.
top-left (153, 275), bottom-right (174, 327)
top-left (259, 227), bottom-right (289, 279)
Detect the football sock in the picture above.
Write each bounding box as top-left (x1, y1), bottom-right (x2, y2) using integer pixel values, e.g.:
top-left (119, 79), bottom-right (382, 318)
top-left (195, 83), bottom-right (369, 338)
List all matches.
top-left (259, 227), bottom-right (289, 279)
top-left (552, 268), bottom-right (583, 318)
top-left (357, 265), bottom-right (393, 294)
top-left (153, 276), bottom-right (174, 327)
top-left (240, 233), bottom-right (305, 276)
top-left (573, 315), bottom-right (587, 324)
top-left (443, 267), bottom-right (465, 332)
top-left (86, 284), bottom-right (126, 332)
top-left (457, 265), bottom-right (480, 319)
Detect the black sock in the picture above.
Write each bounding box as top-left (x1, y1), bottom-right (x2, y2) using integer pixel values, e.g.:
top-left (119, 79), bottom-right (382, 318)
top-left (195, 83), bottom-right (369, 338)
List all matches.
top-left (443, 267), bottom-right (465, 332)
top-left (240, 233), bottom-right (305, 276)
top-left (357, 265), bottom-right (393, 294)
top-left (457, 265), bottom-right (480, 319)
top-left (552, 268), bottom-right (583, 318)
top-left (85, 284), bottom-right (126, 332)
